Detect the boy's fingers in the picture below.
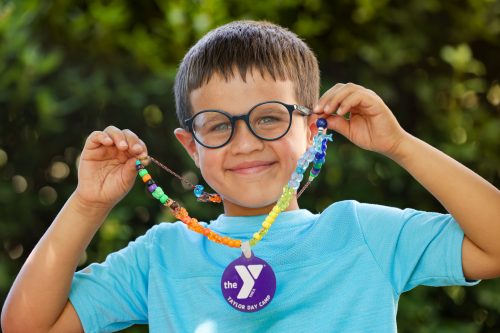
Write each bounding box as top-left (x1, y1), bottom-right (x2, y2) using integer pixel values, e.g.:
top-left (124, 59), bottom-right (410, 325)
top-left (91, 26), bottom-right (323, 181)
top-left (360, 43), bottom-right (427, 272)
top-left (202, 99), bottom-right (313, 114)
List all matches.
top-left (137, 139), bottom-right (149, 161)
top-left (85, 131), bottom-right (113, 149)
top-left (122, 129), bottom-right (141, 151)
top-left (337, 91), bottom-right (364, 116)
top-left (322, 86), bottom-right (356, 115)
top-left (316, 82), bottom-right (360, 114)
top-left (93, 127), bottom-right (149, 164)
top-left (314, 83), bottom-right (344, 113)
top-left (104, 126), bottom-right (128, 150)
top-left (122, 129), bottom-right (148, 158)
top-left (317, 83), bottom-right (374, 116)
top-left (341, 90), bottom-right (382, 117)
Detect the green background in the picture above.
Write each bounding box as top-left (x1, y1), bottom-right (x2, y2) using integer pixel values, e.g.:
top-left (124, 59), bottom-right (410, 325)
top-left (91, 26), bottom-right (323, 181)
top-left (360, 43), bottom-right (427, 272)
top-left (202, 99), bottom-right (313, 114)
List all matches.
top-left (1, 0), bottom-right (499, 332)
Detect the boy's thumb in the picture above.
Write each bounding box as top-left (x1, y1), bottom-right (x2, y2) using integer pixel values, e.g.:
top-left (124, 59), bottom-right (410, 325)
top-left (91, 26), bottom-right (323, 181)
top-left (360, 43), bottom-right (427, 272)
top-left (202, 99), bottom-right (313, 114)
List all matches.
top-left (125, 158), bottom-right (140, 181)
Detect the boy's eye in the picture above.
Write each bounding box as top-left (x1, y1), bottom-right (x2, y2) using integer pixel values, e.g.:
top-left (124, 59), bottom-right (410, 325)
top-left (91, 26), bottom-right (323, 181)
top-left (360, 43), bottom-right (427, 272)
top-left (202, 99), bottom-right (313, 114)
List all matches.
top-left (207, 121), bottom-right (231, 132)
top-left (251, 104), bottom-right (290, 129)
top-left (252, 110), bottom-right (289, 129)
top-left (256, 116), bottom-right (280, 125)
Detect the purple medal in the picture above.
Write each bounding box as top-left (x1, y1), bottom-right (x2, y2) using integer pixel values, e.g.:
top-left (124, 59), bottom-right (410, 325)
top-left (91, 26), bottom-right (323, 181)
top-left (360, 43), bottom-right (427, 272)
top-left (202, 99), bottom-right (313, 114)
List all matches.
top-left (221, 251), bottom-right (276, 313)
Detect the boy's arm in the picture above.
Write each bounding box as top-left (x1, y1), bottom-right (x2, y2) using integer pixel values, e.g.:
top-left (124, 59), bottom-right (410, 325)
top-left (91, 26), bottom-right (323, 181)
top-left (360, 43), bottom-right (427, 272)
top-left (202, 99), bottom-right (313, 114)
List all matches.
top-left (389, 133), bottom-right (500, 280)
top-left (1, 195), bottom-right (107, 333)
top-left (314, 83), bottom-right (500, 280)
top-left (1, 127), bottom-right (148, 332)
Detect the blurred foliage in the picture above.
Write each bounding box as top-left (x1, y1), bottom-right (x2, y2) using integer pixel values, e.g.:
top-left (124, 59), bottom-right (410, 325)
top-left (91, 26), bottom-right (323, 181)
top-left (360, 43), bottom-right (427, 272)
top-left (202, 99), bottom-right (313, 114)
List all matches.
top-left (1, 0), bottom-right (499, 332)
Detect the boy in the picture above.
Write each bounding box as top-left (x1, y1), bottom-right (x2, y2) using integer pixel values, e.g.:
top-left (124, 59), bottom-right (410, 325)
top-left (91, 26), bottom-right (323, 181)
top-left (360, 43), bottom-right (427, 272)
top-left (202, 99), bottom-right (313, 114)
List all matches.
top-left (2, 20), bottom-right (500, 332)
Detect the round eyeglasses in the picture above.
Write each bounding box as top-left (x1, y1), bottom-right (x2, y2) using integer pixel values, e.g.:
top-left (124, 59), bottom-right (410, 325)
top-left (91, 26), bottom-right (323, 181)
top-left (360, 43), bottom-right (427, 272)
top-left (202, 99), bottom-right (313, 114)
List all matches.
top-left (184, 101), bottom-right (312, 149)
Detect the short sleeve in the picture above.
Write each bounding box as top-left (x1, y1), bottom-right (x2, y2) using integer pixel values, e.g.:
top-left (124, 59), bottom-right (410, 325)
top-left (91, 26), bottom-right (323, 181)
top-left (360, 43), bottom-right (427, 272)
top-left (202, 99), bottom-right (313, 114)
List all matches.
top-left (355, 203), bottom-right (479, 295)
top-left (69, 225), bottom-right (156, 333)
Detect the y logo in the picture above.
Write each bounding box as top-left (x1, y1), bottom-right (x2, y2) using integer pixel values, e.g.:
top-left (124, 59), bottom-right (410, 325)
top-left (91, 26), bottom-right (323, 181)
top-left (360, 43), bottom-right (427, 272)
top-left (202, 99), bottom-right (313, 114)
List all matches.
top-left (221, 254), bottom-right (276, 312)
top-left (234, 265), bottom-right (263, 299)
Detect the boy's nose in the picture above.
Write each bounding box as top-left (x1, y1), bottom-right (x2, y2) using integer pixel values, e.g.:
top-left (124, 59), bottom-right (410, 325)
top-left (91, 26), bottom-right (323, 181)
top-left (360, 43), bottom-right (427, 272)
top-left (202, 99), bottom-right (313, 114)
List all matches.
top-left (229, 120), bottom-right (264, 154)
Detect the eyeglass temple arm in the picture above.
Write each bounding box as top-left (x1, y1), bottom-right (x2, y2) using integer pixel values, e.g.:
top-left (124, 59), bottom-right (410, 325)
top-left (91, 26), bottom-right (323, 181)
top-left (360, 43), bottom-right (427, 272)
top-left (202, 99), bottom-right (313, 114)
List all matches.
top-left (294, 104), bottom-right (312, 115)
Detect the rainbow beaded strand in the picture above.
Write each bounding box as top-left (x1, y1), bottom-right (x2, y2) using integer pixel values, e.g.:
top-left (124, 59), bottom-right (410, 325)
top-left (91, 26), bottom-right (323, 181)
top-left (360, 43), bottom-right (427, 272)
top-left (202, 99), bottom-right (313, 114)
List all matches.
top-left (136, 160), bottom-right (240, 248)
top-left (136, 118), bottom-right (332, 250)
top-left (248, 118), bottom-right (332, 246)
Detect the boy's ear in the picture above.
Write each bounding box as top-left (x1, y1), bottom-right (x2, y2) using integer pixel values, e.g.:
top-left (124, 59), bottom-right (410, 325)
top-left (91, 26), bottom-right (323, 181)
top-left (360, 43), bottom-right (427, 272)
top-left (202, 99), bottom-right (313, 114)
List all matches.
top-left (307, 115), bottom-right (320, 145)
top-left (174, 128), bottom-right (200, 168)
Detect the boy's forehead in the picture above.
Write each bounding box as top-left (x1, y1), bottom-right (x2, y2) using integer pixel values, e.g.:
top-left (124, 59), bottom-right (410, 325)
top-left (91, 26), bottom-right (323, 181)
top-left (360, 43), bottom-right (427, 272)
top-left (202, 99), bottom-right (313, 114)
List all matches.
top-left (189, 70), bottom-right (297, 114)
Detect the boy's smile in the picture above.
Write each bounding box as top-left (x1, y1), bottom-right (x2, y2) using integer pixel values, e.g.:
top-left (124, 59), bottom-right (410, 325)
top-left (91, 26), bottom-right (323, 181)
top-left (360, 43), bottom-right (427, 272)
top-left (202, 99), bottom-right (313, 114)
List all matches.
top-left (175, 69), bottom-right (314, 216)
top-left (226, 160), bottom-right (277, 176)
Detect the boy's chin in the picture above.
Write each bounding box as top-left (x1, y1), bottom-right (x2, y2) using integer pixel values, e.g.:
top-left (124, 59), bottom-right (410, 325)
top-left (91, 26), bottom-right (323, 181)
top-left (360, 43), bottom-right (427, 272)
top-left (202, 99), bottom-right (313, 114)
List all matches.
top-left (222, 194), bottom-right (284, 214)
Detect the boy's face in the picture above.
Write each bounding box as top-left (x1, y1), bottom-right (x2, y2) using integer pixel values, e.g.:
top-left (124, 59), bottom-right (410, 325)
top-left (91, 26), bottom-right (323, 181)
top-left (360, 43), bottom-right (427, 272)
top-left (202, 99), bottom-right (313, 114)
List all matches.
top-left (175, 69), bottom-right (315, 216)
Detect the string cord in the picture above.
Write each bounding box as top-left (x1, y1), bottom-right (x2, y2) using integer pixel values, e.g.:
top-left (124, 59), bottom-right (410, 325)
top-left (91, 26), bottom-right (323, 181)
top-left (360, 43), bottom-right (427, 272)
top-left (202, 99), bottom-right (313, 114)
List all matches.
top-left (148, 155), bottom-right (311, 200)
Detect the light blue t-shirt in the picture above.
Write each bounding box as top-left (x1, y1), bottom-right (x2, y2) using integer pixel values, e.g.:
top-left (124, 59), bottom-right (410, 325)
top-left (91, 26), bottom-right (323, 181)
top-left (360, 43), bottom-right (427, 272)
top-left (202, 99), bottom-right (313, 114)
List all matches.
top-left (69, 200), bottom-right (477, 332)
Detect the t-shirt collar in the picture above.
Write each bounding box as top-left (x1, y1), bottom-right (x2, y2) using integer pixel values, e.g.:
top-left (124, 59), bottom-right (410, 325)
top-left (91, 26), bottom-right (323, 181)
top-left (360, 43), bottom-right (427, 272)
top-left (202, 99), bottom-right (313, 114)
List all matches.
top-left (209, 209), bottom-right (315, 234)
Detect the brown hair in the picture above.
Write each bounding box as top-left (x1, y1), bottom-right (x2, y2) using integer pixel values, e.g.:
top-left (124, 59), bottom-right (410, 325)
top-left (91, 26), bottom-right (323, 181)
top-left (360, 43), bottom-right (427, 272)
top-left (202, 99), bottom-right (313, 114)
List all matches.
top-left (174, 20), bottom-right (320, 128)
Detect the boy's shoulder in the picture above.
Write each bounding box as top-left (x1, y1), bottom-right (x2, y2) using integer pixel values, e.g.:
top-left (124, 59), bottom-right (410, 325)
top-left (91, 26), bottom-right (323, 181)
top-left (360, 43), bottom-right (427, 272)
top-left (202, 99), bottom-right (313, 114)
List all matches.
top-left (324, 199), bottom-right (440, 223)
top-left (320, 199), bottom-right (407, 222)
top-left (317, 199), bottom-right (455, 248)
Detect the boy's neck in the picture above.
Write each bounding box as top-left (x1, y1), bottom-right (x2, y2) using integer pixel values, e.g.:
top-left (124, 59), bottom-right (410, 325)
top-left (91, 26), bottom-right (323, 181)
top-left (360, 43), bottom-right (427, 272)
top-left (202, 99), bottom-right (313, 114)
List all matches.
top-left (222, 198), bottom-right (300, 217)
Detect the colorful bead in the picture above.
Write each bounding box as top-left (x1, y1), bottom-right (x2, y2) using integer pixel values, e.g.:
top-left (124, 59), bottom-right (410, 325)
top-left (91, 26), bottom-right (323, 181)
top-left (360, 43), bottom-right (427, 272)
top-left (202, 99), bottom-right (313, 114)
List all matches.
top-left (277, 202), bottom-right (288, 211)
top-left (148, 184), bottom-right (158, 192)
top-left (209, 194), bottom-right (222, 203)
top-left (305, 149), bottom-right (315, 162)
top-left (152, 187), bottom-right (164, 199)
top-left (264, 216), bottom-right (274, 224)
top-left (194, 185), bottom-right (204, 198)
top-left (159, 194), bottom-right (169, 204)
top-left (315, 152), bottom-right (325, 160)
top-left (313, 162), bottom-right (323, 169)
top-left (142, 174), bottom-right (152, 182)
top-left (315, 157), bottom-right (325, 164)
top-left (316, 118), bottom-right (327, 129)
top-left (297, 157), bottom-right (307, 168)
top-left (288, 179), bottom-right (300, 189)
top-left (138, 169), bottom-right (148, 177)
top-left (291, 173), bottom-right (303, 182)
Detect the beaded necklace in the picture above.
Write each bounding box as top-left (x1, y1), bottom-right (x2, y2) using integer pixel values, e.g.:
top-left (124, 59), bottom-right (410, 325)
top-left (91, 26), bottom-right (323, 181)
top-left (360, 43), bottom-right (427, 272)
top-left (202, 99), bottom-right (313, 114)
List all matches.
top-left (136, 118), bottom-right (332, 312)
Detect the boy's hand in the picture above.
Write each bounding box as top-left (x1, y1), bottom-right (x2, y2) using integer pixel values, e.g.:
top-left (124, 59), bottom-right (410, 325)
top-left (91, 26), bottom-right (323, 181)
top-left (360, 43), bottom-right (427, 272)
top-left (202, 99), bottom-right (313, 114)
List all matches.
top-left (74, 126), bottom-right (148, 211)
top-left (314, 83), bottom-right (407, 158)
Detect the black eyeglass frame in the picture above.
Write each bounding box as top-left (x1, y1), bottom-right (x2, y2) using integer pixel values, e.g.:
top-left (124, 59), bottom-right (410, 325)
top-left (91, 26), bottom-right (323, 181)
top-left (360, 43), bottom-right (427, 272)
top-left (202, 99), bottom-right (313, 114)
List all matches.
top-left (184, 100), bottom-right (312, 149)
